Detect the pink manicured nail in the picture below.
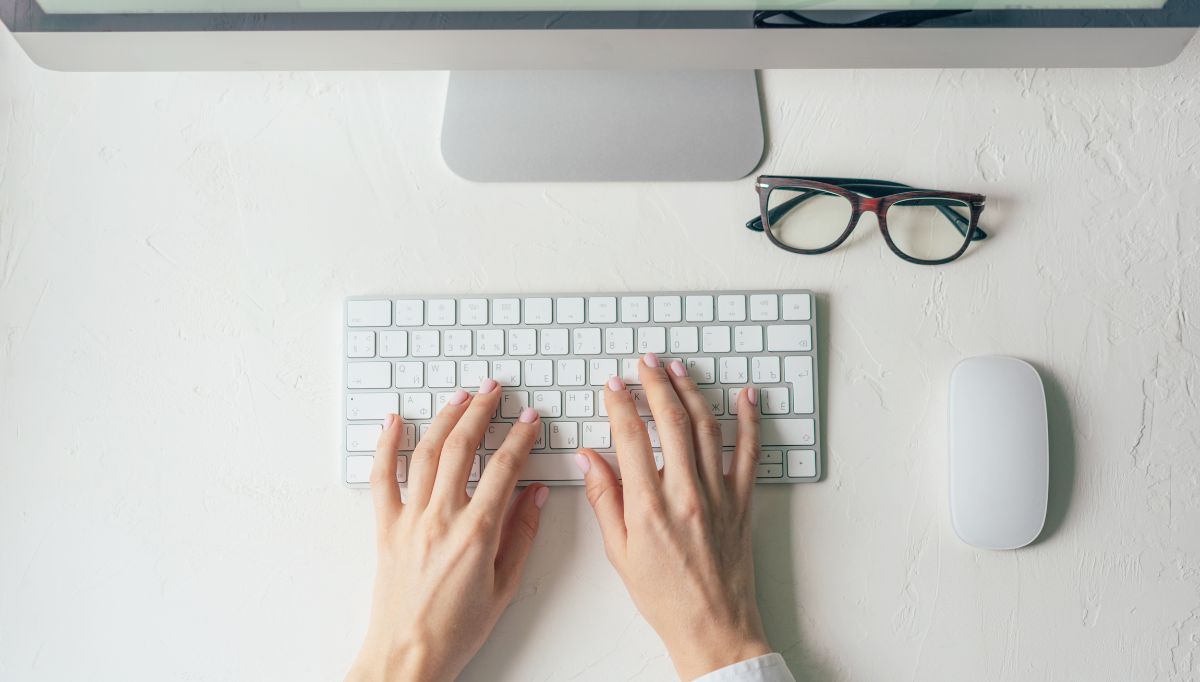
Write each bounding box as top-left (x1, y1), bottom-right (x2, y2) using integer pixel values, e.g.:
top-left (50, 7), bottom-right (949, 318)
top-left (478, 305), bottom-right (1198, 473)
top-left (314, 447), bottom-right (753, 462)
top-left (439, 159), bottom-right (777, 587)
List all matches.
top-left (746, 387), bottom-right (759, 406)
top-left (669, 359), bottom-right (687, 377)
top-left (643, 352), bottom-right (660, 368)
top-left (607, 375), bottom-right (626, 391)
top-left (383, 413), bottom-right (395, 429)
top-left (519, 407), bottom-right (538, 423)
top-left (479, 377), bottom-right (498, 394)
top-left (534, 486), bottom-right (550, 509)
top-left (574, 453), bottom-right (591, 474)
top-left (449, 389), bottom-right (470, 405)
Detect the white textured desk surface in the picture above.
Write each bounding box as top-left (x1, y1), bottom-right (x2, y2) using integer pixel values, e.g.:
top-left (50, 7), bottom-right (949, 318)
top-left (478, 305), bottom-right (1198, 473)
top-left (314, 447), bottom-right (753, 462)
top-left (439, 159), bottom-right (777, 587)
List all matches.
top-left (2, 29), bottom-right (1199, 682)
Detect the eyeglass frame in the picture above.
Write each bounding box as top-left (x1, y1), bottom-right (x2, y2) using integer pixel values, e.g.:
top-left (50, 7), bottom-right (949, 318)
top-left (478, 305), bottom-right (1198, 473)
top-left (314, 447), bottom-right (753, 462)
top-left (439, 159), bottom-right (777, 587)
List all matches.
top-left (747, 176), bottom-right (988, 266)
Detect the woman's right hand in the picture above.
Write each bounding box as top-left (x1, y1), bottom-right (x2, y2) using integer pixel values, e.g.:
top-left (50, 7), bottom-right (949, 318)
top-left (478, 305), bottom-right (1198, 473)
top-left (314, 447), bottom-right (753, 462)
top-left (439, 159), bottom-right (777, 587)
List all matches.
top-left (575, 352), bottom-right (772, 681)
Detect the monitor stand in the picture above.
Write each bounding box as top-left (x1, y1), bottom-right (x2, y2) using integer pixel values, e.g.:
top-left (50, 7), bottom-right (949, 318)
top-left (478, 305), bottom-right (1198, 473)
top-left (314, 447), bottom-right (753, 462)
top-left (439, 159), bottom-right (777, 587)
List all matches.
top-left (441, 70), bottom-right (765, 182)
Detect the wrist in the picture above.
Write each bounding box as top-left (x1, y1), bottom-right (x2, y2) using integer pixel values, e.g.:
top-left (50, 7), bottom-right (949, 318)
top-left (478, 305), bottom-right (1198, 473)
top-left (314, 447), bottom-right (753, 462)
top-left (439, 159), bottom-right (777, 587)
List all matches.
top-left (346, 639), bottom-right (445, 682)
top-left (665, 630), bottom-right (773, 681)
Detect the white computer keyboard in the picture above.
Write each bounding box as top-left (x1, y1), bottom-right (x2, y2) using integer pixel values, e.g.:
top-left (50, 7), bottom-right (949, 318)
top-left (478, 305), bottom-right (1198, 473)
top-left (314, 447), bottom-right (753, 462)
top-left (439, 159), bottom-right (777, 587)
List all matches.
top-left (342, 290), bottom-right (821, 487)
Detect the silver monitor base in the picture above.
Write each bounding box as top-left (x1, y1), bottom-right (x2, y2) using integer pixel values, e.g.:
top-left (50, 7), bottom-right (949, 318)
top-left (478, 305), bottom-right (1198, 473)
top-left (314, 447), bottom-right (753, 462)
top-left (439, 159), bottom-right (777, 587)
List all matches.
top-left (441, 70), bottom-right (765, 182)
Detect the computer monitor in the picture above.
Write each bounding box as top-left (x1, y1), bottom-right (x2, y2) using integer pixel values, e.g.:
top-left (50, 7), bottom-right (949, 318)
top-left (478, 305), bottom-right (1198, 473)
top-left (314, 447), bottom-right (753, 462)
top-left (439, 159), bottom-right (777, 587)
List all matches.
top-left (4, 1), bottom-right (1196, 181)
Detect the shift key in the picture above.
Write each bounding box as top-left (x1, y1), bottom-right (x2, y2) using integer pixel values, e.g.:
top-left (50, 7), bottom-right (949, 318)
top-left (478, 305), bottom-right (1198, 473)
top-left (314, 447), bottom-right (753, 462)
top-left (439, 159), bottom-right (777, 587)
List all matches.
top-left (719, 418), bottom-right (815, 447)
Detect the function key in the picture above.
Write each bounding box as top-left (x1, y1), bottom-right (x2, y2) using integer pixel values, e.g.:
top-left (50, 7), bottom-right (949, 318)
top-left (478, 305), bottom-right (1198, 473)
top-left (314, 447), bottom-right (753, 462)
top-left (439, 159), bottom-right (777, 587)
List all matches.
top-left (492, 298), bottom-right (521, 325)
top-left (427, 299), bottom-right (456, 326)
top-left (652, 296), bottom-right (682, 322)
top-left (781, 293), bottom-right (812, 321)
top-left (588, 297), bottom-right (618, 324)
top-left (524, 298), bottom-right (553, 324)
top-left (717, 294), bottom-right (746, 322)
top-left (394, 300), bottom-right (424, 326)
top-left (556, 297), bottom-right (585, 324)
top-left (620, 296), bottom-right (650, 323)
top-left (460, 299), bottom-right (488, 325)
top-left (749, 294), bottom-right (779, 321)
top-left (685, 295), bottom-right (714, 322)
top-left (347, 300), bottom-right (391, 327)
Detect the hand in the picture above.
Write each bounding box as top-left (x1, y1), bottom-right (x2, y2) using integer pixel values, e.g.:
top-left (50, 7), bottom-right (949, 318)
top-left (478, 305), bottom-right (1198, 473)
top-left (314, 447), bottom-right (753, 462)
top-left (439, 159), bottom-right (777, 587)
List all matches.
top-left (346, 379), bottom-right (549, 682)
top-left (576, 353), bottom-right (771, 681)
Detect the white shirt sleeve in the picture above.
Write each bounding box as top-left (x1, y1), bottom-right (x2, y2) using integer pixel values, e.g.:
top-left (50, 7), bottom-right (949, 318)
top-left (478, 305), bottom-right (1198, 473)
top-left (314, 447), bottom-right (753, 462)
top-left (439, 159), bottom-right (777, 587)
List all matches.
top-left (691, 653), bottom-right (796, 682)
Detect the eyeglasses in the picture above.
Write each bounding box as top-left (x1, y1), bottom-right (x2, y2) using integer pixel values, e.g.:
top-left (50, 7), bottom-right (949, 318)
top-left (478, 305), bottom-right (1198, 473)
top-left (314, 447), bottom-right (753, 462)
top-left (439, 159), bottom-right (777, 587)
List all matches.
top-left (747, 176), bottom-right (988, 265)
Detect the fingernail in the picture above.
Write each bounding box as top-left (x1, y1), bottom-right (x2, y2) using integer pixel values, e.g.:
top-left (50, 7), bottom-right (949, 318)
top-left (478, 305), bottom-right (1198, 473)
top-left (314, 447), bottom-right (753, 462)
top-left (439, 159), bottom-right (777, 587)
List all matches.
top-left (669, 359), bottom-right (687, 377)
top-left (449, 389), bottom-right (469, 405)
top-left (747, 387), bottom-right (759, 406)
top-left (643, 352), bottom-right (659, 369)
top-left (383, 413), bottom-right (395, 429)
top-left (479, 377), bottom-right (498, 394)
top-left (574, 452), bottom-right (591, 475)
top-left (607, 375), bottom-right (626, 391)
top-left (534, 486), bottom-right (550, 509)
top-left (519, 407), bottom-right (538, 423)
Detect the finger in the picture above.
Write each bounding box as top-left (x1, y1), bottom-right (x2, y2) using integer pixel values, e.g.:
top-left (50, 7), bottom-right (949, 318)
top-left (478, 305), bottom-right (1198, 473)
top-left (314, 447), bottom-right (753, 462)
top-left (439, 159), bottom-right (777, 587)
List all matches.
top-left (406, 388), bottom-right (472, 509)
top-left (472, 407), bottom-right (541, 526)
top-left (432, 377), bottom-right (502, 505)
top-left (576, 448), bottom-right (627, 564)
top-left (665, 359), bottom-right (725, 505)
top-left (637, 353), bottom-right (700, 489)
top-left (604, 374), bottom-right (659, 497)
top-left (369, 413), bottom-right (404, 524)
top-left (728, 386), bottom-right (762, 510)
top-left (493, 484), bottom-right (549, 602)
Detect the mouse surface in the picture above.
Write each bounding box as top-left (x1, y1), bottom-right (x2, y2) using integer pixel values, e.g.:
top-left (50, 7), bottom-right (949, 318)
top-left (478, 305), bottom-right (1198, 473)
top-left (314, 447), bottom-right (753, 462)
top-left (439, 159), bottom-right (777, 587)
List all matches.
top-left (949, 356), bottom-right (1049, 550)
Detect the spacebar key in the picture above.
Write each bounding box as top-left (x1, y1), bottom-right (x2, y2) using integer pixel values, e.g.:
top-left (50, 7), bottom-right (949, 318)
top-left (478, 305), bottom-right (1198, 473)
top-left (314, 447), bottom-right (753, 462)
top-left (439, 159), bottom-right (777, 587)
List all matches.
top-left (719, 418), bottom-right (815, 447)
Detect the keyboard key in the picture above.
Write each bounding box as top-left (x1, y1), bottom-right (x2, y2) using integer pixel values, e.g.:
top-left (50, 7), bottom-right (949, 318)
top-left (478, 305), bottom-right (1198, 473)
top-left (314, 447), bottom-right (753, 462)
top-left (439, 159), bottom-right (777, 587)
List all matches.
top-left (784, 356), bottom-right (815, 414)
top-left (469, 455), bottom-right (481, 482)
top-left (346, 424), bottom-right (382, 452)
top-left (605, 327), bottom-right (634, 354)
top-left (573, 328), bottom-right (602, 355)
top-left (394, 300), bottom-right (424, 326)
top-left (394, 362), bottom-right (424, 388)
top-left (549, 421), bottom-right (579, 449)
top-left (637, 327), bottom-right (667, 354)
top-left (700, 388), bottom-right (724, 415)
top-left (728, 388), bottom-right (744, 415)
top-left (399, 424), bottom-right (416, 450)
top-left (588, 297), bottom-right (617, 324)
top-left (524, 298), bottom-right (553, 324)
top-left (347, 300), bottom-right (391, 327)
top-left (378, 331), bottom-right (408, 358)
top-left (501, 391), bottom-right (530, 418)
top-left (557, 297), bottom-right (585, 324)
top-left (630, 389), bottom-right (651, 416)
top-left (761, 450), bottom-right (783, 464)
top-left (501, 452), bottom-right (586, 481)
top-left (590, 359), bottom-right (617, 386)
top-left (620, 296), bottom-right (650, 323)
top-left (443, 330), bottom-right (472, 357)
top-left (653, 296), bottom-right (682, 322)
top-left (669, 327), bottom-right (699, 354)
top-left (402, 393), bottom-right (433, 420)
top-left (541, 329), bottom-right (569, 355)
top-left (782, 293), bottom-right (812, 321)
top-left (582, 421), bottom-right (610, 448)
top-left (646, 421), bottom-right (661, 447)
top-left (760, 387), bottom-right (790, 415)
top-left (767, 324), bottom-right (812, 352)
top-left (347, 361), bottom-right (391, 389)
top-left (685, 295), bottom-right (715, 322)
top-left (411, 330), bottom-right (440, 357)
top-left (756, 463), bottom-right (784, 478)
top-left (621, 359), bottom-right (641, 385)
top-left (460, 361), bottom-right (488, 388)
top-left (719, 418), bottom-right (815, 447)
top-left (491, 360), bottom-right (521, 386)
top-left (532, 423), bottom-right (547, 450)
top-left (508, 329), bottom-right (536, 356)
top-left (749, 294), bottom-right (778, 321)
top-left (460, 299), bottom-right (488, 325)
top-left (525, 359), bottom-right (554, 387)
top-left (347, 331), bottom-right (376, 358)
top-left (485, 422), bottom-right (512, 450)
top-left (752, 356), bottom-right (781, 383)
top-left (435, 392), bottom-right (456, 415)
top-left (428, 299), bottom-right (456, 326)
top-left (720, 357), bottom-right (748, 384)
top-left (787, 449), bottom-right (817, 477)
top-left (717, 295), bottom-right (746, 322)
top-left (559, 359), bottom-right (587, 386)
top-left (702, 326), bottom-right (731, 353)
top-left (734, 325), bottom-right (763, 353)
top-left (346, 393), bottom-right (399, 420)
top-left (686, 357), bottom-right (716, 384)
top-left (426, 361), bottom-right (456, 388)
top-left (492, 299), bottom-right (521, 324)
top-left (565, 391), bottom-right (594, 417)
top-left (533, 390), bottom-right (563, 418)
top-left (345, 455), bottom-right (373, 484)
top-left (475, 329), bottom-right (504, 356)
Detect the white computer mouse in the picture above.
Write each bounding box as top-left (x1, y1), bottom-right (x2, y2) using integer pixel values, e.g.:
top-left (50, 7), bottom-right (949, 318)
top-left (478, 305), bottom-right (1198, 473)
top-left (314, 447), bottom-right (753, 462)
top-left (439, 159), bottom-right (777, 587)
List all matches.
top-left (948, 356), bottom-right (1049, 550)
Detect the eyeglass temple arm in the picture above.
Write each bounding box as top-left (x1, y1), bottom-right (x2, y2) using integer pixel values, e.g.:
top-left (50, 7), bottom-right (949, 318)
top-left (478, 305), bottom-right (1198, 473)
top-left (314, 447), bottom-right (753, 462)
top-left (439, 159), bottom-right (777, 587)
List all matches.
top-left (745, 191), bottom-right (814, 232)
